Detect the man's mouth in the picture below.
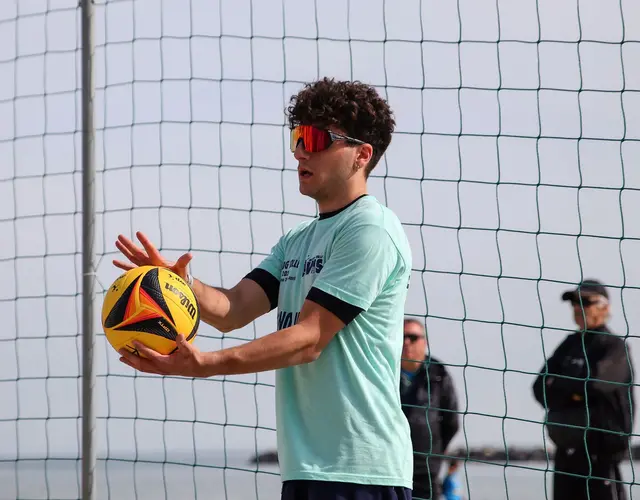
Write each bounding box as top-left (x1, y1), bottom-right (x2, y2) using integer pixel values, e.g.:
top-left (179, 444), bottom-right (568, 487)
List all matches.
top-left (298, 168), bottom-right (313, 178)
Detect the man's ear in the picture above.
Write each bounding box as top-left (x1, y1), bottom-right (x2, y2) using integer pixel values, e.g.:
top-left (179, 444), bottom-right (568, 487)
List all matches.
top-left (355, 143), bottom-right (373, 170)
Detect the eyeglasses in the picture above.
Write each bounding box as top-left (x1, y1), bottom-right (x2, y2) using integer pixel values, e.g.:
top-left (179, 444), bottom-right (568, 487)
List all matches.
top-left (404, 334), bottom-right (425, 343)
top-left (290, 124), bottom-right (365, 153)
top-left (572, 299), bottom-right (596, 308)
top-left (570, 297), bottom-right (607, 308)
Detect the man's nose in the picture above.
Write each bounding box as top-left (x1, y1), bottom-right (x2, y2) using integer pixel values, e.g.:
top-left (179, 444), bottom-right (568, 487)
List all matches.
top-left (293, 141), bottom-right (310, 161)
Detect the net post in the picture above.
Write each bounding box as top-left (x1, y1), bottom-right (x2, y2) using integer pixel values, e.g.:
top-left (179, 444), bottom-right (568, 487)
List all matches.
top-left (80, 0), bottom-right (96, 499)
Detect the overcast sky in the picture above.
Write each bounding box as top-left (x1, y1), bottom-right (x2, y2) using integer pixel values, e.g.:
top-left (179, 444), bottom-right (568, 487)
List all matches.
top-left (1, 0), bottom-right (640, 463)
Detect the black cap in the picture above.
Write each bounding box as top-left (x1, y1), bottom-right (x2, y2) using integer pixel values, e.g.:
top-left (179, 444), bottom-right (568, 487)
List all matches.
top-left (561, 279), bottom-right (609, 302)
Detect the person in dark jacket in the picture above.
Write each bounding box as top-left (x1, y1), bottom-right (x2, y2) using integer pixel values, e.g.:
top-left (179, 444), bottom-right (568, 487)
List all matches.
top-left (533, 279), bottom-right (634, 500)
top-left (401, 318), bottom-right (460, 500)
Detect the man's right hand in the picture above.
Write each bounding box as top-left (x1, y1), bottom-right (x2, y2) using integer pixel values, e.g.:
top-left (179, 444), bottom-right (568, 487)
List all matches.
top-left (113, 231), bottom-right (192, 282)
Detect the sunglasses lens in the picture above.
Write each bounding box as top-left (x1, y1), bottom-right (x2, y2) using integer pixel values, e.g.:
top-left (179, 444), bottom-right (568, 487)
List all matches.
top-left (290, 126), bottom-right (331, 153)
top-left (573, 300), bottom-right (594, 307)
top-left (290, 127), bottom-right (305, 153)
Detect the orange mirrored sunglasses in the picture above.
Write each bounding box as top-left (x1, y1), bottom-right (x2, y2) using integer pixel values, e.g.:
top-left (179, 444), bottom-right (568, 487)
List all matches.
top-left (290, 125), bottom-right (365, 153)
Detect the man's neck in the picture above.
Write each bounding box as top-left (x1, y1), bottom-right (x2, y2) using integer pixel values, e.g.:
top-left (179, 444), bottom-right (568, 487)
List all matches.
top-left (317, 184), bottom-right (368, 215)
top-left (580, 323), bottom-right (607, 333)
top-left (401, 361), bottom-right (423, 374)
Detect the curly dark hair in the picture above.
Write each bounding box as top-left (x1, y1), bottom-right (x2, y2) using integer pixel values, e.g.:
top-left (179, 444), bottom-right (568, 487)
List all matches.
top-left (286, 77), bottom-right (395, 177)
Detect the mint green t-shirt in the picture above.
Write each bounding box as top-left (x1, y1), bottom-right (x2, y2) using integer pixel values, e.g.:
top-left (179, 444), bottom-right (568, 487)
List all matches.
top-left (256, 195), bottom-right (413, 488)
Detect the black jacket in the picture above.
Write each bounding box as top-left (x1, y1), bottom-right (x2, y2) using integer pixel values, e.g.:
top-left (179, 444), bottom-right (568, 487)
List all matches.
top-left (400, 356), bottom-right (460, 480)
top-left (533, 325), bottom-right (635, 456)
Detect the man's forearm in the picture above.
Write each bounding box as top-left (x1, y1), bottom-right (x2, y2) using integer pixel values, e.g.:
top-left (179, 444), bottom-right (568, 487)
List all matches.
top-left (199, 323), bottom-right (319, 377)
top-left (191, 278), bottom-right (235, 332)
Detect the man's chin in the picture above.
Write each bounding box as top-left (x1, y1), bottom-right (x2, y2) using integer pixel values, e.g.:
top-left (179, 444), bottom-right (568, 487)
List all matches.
top-left (401, 360), bottom-right (421, 372)
top-left (298, 183), bottom-right (317, 198)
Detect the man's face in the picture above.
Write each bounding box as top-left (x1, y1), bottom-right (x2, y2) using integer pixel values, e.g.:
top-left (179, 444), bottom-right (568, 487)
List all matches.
top-left (571, 294), bottom-right (609, 330)
top-left (402, 321), bottom-right (427, 369)
top-left (293, 126), bottom-right (363, 201)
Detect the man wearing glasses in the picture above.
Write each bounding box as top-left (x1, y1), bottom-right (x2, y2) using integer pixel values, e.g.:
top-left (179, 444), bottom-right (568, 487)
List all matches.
top-left (401, 318), bottom-right (460, 500)
top-left (533, 280), bottom-right (634, 500)
top-left (114, 78), bottom-right (414, 500)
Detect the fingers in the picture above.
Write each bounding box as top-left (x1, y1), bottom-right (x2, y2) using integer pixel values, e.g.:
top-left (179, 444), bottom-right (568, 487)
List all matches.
top-left (112, 259), bottom-right (136, 271)
top-left (114, 233), bottom-right (193, 276)
top-left (118, 348), bottom-right (164, 375)
top-left (116, 235), bottom-right (149, 266)
top-left (119, 335), bottom-right (201, 377)
top-left (132, 341), bottom-right (165, 361)
top-left (136, 232), bottom-right (165, 266)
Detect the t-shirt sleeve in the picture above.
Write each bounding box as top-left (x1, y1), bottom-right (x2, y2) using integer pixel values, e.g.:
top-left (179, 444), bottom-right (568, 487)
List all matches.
top-left (310, 224), bottom-right (402, 313)
top-left (244, 236), bottom-right (285, 311)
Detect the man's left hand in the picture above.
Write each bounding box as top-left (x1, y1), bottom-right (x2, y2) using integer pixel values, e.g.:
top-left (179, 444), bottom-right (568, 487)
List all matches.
top-left (119, 334), bottom-right (207, 378)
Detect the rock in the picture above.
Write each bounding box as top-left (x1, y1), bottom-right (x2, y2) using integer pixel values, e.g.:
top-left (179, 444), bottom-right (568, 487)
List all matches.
top-left (249, 450), bottom-right (279, 464)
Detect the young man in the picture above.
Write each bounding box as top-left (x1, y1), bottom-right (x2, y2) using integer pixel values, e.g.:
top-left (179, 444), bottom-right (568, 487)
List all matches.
top-left (532, 280), bottom-right (634, 500)
top-left (400, 318), bottom-right (459, 500)
top-left (114, 78), bottom-right (414, 500)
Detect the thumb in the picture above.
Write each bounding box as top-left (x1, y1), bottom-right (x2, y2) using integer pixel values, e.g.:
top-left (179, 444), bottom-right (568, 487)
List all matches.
top-left (175, 252), bottom-right (193, 272)
top-left (175, 333), bottom-right (189, 349)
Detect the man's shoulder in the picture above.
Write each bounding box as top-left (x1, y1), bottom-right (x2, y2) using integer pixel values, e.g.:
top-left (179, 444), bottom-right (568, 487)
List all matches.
top-left (280, 217), bottom-right (316, 242)
top-left (348, 196), bottom-right (411, 257)
top-left (351, 196), bottom-right (404, 230)
top-left (425, 356), bottom-right (452, 379)
top-left (555, 332), bottom-right (581, 349)
top-left (594, 328), bottom-right (629, 352)
top-left (425, 355), bottom-right (443, 368)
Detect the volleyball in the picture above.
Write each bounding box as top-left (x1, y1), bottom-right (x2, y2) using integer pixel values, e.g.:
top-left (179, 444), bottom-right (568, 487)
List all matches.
top-left (101, 265), bottom-right (200, 357)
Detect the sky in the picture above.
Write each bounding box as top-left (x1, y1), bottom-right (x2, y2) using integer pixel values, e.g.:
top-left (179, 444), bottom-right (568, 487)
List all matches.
top-left (1, 0), bottom-right (640, 466)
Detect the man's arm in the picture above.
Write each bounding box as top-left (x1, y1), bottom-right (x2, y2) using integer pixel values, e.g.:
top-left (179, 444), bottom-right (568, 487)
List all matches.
top-left (195, 222), bottom-right (399, 376)
top-left (532, 337), bottom-right (572, 409)
top-left (589, 340), bottom-right (633, 393)
top-left (199, 298), bottom-right (347, 376)
top-left (190, 232), bottom-right (284, 333)
top-left (439, 367), bottom-right (460, 451)
top-left (532, 335), bottom-right (632, 407)
top-left (120, 298), bottom-right (348, 377)
top-left (119, 222), bottom-right (395, 378)
top-left (191, 269), bottom-right (278, 333)
top-left (556, 338), bottom-right (633, 395)
top-left (114, 231), bottom-right (283, 334)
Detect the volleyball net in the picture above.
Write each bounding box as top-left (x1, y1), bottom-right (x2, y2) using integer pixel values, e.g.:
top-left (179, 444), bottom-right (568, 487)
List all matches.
top-left (2, 0), bottom-right (640, 498)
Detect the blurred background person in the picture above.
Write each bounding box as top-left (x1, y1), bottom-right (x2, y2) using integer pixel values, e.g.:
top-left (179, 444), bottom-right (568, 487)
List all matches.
top-left (533, 279), bottom-right (635, 500)
top-left (400, 317), bottom-right (460, 500)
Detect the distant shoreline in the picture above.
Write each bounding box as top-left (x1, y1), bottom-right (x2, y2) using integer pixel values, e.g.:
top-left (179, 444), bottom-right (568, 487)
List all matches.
top-left (4, 446), bottom-right (639, 467)
top-left (250, 446), bottom-right (640, 465)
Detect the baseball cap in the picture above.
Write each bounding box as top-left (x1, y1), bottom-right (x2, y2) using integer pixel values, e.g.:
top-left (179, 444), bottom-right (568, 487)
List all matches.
top-left (561, 279), bottom-right (609, 303)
